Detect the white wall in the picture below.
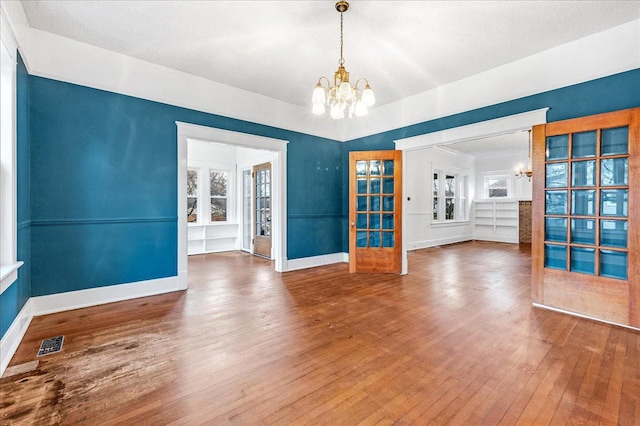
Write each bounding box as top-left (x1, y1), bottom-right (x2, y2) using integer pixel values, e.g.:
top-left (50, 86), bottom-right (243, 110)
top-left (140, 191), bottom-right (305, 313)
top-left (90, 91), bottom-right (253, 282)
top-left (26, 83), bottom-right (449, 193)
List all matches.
top-left (475, 152), bottom-right (532, 200)
top-left (405, 147), bottom-right (475, 249)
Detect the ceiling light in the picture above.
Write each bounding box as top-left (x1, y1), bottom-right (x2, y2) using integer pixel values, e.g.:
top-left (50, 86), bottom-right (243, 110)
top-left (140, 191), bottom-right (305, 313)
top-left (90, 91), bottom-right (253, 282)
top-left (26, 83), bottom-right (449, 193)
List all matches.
top-left (312, 1), bottom-right (375, 119)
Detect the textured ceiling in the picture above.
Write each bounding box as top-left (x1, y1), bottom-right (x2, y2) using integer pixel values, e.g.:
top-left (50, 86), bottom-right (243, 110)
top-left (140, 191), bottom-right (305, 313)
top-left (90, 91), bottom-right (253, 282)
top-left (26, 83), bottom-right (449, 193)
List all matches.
top-left (20, 1), bottom-right (640, 110)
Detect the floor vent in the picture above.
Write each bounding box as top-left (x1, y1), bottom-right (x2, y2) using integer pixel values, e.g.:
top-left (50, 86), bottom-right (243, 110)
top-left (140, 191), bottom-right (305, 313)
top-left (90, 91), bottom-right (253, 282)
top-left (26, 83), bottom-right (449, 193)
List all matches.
top-left (37, 336), bottom-right (64, 357)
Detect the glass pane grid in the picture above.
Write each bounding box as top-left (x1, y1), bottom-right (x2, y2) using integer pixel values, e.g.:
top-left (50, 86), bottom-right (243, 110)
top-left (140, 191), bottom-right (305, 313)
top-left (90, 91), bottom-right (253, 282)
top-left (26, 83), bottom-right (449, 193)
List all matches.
top-left (354, 158), bottom-right (396, 248)
top-left (543, 127), bottom-right (629, 280)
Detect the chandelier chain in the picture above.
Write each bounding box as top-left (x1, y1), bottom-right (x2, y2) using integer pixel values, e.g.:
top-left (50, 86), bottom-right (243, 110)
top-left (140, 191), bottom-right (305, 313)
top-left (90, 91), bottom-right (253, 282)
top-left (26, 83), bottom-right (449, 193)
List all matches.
top-left (339, 10), bottom-right (344, 66)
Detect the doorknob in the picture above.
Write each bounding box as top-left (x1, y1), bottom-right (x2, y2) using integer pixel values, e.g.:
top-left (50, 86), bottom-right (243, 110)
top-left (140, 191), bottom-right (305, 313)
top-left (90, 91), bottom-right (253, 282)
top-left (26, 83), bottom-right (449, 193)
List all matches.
top-left (351, 222), bottom-right (355, 228)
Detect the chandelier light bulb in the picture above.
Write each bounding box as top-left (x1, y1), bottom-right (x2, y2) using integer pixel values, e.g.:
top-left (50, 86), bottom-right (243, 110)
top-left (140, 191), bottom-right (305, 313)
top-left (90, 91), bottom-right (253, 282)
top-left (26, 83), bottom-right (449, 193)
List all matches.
top-left (355, 99), bottom-right (368, 117)
top-left (330, 103), bottom-right (345, 119)
top-left (312, 103), bottom-right (326, 115)
top-left (362, 84), bottom-right (375, 107)
top-left (312, 83), bottom-right (327, 105)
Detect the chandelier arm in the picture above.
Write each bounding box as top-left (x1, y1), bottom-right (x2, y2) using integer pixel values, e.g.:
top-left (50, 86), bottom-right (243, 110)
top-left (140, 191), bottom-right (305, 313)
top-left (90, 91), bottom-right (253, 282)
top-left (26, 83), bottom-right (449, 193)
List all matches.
top-left (354, 78), bottom-right (369, 90)
top-left (317, 76), bottom-right (331, 88)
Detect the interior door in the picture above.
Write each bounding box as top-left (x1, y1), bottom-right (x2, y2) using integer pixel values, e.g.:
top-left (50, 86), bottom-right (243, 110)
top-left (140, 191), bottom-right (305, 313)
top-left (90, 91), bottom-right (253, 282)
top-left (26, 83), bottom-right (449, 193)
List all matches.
top-left (349, 150), bottom-right (402, 273)
top-left (253, 162), bottom-right (272, 258)
top-left (531, 107), bottom-right (639, 327)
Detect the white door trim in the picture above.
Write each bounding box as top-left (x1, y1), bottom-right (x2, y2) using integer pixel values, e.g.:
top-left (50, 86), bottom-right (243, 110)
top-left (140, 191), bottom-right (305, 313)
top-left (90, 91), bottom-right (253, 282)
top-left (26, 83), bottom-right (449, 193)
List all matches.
top-left (394, 107), bottom-right (549, 274)
top-left (176, 122), bottom-right (288, 287)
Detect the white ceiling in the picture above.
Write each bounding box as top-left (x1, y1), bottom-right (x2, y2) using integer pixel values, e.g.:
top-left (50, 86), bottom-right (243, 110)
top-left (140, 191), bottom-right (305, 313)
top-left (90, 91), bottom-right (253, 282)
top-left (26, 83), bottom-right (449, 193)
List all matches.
top-left (20, 0), bottom-right (640, 112)
top-left (447, 131), bottom-right (529, 157)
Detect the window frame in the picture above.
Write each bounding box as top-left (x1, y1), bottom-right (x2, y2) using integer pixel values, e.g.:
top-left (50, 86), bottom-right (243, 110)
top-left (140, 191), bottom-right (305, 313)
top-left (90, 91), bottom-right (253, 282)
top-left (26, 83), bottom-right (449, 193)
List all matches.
top-left (432, 168), bottom-right (470, 224)
top-left (186, 162), bottom-right (234, 226)
top-left (0, 18), bottom-right (23, 295)
top-left (483, 173), bottom-right (513, 199)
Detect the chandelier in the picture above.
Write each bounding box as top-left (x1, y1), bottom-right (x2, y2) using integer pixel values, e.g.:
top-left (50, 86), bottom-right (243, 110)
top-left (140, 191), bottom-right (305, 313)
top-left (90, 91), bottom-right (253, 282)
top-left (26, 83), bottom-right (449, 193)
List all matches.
top-left (311, 1), bottom-right (375, 119)
top-left (515, 130), bottom-right (533, 180)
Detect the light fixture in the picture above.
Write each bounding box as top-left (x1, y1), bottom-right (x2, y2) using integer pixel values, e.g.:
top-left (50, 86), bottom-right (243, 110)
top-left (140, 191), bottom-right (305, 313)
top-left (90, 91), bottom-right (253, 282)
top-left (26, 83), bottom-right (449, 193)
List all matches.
top-left (311, 1), bottom-right (375, 119)
top-left (515, 130), bottom-right (533, 180)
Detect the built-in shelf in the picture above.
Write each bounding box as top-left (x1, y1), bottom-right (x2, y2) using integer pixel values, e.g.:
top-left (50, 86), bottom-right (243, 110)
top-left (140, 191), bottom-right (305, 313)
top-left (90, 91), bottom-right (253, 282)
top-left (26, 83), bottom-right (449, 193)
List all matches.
top-left (188, 223), bottom-right (240, 255)
top-left (473, 200), bottom-right (520, 243)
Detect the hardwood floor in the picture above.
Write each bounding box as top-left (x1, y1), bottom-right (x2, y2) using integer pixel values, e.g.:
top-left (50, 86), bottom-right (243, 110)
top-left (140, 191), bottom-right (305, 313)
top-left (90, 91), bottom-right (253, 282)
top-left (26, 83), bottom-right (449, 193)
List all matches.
top-left (1, 241), bottom-right (639, 425)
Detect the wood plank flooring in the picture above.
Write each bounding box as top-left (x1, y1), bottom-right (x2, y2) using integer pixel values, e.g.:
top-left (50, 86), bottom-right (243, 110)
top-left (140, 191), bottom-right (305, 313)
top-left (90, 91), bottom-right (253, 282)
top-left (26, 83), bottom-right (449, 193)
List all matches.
top-left (1, 241), bottom-right (639, 425)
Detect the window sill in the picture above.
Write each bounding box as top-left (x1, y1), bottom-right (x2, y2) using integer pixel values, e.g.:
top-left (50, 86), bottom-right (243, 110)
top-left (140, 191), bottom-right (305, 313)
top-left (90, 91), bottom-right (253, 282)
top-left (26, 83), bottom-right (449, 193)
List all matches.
top-left (431, 220), bottom-right (471, 228)
top-left (0, 261), bottom-right (24, 295)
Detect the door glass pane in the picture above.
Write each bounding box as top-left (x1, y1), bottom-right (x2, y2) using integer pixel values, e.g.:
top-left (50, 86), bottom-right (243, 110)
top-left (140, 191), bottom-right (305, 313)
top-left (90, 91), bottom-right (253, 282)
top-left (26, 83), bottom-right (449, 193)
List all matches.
top-left (601, 127), bottom-right (628, 156)
top-left (383, 196), bottom-right (394, 212)
top-left (370, 178), bottom-right (381, 194)
top-left (601, 190), bottom-right (628, 217)
top-left (242, 170), bottom-right (251, 250)
top-left (370, 196), bottom-right (381, 211)
top-left (383, 232), bottom-right (394, 248)
top-left (382, 214), bottom-right (394, 230)
top-left (356, 231), bottom-right (367, 248)
top-left (571, 190), bottom-right (595, 216)
top-left (600, 158), bottom-right (628, 186)
top-left (571, 247), bottom-right (595, 275)
top-left (545, 217), bottom-right (567, 242)
top-left (600, 220), bottom-right (627, 248)
top-left (357, 196), bottom-right (367, 212)
top-left (356, 161), bottom-right (367, 176)
top-left (369, 160), bottom-right (381, 176)
top-left (356, 213), bottom-right (367, 229)
top-left (369, 214), bottom-right (380, 229)
top-left (357, 179), bottom-right (367, 194)
top-left (545, 191), bottom-right (567, 215)
top-left (571, 219), bottom-right (595, 245)
top-left (600, 250), bottom-right (627, 279)
top-left (383, 178), bottom-right (394, 194)
top-left (546, 135), bottom-right (568, 160)
top-left (369, 232), bottom-right (381, 248)
top-left (546, 163), bottom-right (567, 188)
top-left (545, 244), bottom-right (566, 270)
top-left (571, 131), bottom-right (597, 158)
top-left (571, 161), bottom-right (595, 187)
top-left (383, 160), bottom-right (394, 176)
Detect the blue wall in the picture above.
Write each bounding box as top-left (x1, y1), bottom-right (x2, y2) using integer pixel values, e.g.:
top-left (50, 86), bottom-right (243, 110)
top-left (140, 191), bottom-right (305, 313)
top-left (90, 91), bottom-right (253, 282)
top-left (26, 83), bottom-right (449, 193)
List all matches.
top-left (27, 77), bottom-right (344, 297)
top-left (0, 55), bottom-right (31, 338)
top-left (340, 68), bottom-right (640, 251)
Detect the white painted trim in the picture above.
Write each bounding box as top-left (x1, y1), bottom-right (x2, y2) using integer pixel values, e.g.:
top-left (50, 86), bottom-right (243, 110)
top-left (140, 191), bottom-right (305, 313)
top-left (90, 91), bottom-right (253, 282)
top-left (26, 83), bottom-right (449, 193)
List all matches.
top-left (408, 235), bottom-right (473, 251)
top-left (176, 122), bottom-right (288, 274)
top-left (394, 108), bottom-right (549, 151)
top-left (532, 302), bottom-right (640, 332)
top-left (30, 276), bottom-right (182, 316)
top-left (285, 253), bottom-right (347, 272)
top-left (2, 0), bottom-right (636, 142)
top-left (0, 261), bottom-right (23, 295)
top-left (0, 298), bottom-right (32, 376)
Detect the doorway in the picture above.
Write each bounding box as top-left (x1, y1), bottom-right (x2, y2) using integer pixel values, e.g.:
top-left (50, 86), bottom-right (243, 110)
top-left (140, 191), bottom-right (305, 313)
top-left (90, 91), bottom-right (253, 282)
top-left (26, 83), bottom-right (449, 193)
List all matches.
top-left (176, 122), bottom-right (288, 290)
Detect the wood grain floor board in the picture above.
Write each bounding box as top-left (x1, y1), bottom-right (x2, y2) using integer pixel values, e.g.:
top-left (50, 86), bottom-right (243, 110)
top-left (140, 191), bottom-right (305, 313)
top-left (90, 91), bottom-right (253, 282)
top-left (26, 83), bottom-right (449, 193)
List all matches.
top-left (1, 242), bottom-right (639, 424)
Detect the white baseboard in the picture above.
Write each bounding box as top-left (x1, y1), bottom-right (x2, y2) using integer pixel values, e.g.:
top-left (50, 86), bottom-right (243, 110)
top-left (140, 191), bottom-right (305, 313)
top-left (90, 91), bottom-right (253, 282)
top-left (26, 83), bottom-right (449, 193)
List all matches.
top-left (30, 276), bottom-right (182, 316)
top-left (408, 235), bottom-right (473, 250)
top-left (285, 252), bottom-right (348, 272)
top-left (0, 298), bottom-right (33, 376)
top-left (0, 275), bottom-right (182, 376)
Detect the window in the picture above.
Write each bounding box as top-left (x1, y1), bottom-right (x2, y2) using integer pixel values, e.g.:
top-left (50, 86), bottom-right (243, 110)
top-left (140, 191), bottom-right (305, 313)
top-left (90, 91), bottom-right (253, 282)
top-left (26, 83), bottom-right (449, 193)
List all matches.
top-left (1, 33), bottom-right (23, 294)
top-left (186, 166), bottom-right (232, 224)
top-left (209, 171), bottom-right (228, 222)
top-left (433, 170), bottom-right (469, 222)
top-left (187, 169), bottom-right (198, 223)
top-left (484, 174), bottom-right (511, 198)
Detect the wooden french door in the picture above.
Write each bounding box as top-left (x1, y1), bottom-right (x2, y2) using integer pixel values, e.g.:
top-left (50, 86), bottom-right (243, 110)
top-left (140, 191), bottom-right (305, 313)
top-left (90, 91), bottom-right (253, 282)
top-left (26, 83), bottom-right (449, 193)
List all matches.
top-left (349, 150), bottom-right (402, 273)
top-left (253, 162), bottom-right (272, 259)
top-left (532, 107), bottom-right (639, 328)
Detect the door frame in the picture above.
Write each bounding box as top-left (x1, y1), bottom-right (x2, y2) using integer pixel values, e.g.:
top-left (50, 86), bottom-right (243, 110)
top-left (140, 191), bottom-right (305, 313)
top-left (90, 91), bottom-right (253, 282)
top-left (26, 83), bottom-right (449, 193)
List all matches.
top-left (176, 122), bottom-right (288, 289)
top-left (393, 108), bottom-right (549, 274)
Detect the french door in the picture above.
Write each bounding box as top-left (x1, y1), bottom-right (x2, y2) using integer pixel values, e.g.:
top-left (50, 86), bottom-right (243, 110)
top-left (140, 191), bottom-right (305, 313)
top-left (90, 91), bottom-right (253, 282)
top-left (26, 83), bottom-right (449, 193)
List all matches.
top-left (532, 107), bottom-right (639, 328)
top-left (253, 162), bottom-right (272, 258)
top-left (349, 150), bottom-right (402, 273)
